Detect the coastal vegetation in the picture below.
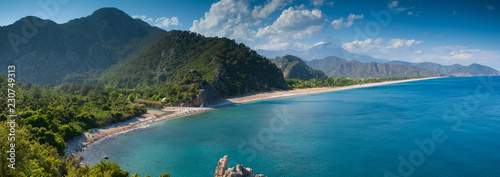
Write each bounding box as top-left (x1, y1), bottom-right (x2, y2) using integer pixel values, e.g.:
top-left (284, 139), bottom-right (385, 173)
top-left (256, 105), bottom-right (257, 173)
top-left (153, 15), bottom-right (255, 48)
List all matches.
top-left (285, 76), bottom-right (418, 88)
top-left (0, 75), bottom-right (175, 176)
top-left (0, 6), bottom-right (479, 177)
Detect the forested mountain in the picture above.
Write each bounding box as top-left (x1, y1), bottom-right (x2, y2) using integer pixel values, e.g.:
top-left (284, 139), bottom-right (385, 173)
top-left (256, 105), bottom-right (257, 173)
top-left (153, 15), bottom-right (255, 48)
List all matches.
top-left (387, 61), bottom-right (500, 76)
top-left (0, 8), bottom-right (285, 106)
top-left (271, 55), bottom-right (327, 80)
top-left (306, 56), bottom-right (446, 78)
top-left (0, 8), bottom-right (164, 85)
top-left (98, 30), bottom-right (285, 106)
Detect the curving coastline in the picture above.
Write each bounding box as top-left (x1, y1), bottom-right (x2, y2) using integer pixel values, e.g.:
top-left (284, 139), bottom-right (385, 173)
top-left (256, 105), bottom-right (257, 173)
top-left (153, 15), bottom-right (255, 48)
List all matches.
top-left (65, 77), bottom-right (441, 157)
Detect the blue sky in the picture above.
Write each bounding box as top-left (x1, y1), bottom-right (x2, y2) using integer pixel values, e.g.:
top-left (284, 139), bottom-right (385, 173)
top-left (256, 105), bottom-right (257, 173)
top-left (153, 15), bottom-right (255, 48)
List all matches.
top-left (1, 0), bottom-right (499, 69)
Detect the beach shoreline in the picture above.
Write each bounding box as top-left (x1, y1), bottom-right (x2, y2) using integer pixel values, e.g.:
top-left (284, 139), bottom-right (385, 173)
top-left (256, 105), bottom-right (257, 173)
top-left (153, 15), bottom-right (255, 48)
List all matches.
top-left (65, 77), bottom-right (441, 158)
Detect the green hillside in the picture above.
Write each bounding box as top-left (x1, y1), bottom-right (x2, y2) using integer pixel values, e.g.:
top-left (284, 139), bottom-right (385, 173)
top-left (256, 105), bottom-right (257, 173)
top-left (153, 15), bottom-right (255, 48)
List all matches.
top-left (99, 30), bottom-right (285, 106)
top-left (271, 55), bottom-right (327, 80)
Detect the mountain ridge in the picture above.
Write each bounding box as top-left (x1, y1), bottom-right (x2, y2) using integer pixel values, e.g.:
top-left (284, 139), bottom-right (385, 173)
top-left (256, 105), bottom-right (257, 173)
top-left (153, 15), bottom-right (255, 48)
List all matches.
top-left (387, 60), bottom-right (500, 76)
top-left (0, 7), bottom-right (165, 85)
top-left (306, 56), bottom-right (446, 78)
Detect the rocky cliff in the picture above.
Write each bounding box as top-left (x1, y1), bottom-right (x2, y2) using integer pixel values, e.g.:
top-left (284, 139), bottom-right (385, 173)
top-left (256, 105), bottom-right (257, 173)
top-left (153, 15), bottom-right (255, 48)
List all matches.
top-left (214, 155), bottom-right (264, 177)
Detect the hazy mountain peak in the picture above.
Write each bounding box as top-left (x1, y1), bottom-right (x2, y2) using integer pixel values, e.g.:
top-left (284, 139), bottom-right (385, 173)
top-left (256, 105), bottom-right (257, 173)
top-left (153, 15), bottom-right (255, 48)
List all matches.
top-left (257, 39), bottom-right (386, 63)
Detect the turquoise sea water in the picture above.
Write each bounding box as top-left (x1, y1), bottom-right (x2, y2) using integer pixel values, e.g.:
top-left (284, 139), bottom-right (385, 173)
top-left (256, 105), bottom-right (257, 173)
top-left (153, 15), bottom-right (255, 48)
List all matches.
top-left (79, 77), bottom-right (500, 176)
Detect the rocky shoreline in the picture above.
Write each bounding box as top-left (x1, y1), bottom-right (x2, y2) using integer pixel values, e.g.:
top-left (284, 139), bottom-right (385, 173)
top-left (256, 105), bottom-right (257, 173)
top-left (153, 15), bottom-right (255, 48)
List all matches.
top-left (215, 155), bottom-right (264, 177)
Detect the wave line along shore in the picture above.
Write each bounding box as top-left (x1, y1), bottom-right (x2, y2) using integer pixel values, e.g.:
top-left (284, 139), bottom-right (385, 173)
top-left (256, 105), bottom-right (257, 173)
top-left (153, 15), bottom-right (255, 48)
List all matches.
top-left (65, 77), bottom-right (441, 158)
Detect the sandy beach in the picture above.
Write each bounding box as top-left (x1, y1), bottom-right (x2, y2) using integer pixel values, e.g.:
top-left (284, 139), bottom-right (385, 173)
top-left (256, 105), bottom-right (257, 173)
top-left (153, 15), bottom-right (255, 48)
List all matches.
top-left (65, 77), bottom-right (440, 157)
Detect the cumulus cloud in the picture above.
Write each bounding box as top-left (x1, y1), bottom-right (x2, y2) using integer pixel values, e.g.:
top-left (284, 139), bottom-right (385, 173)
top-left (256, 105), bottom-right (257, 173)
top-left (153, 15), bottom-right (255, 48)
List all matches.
top-left (342, 38), bottom-right (385, 53)
top-left (331, 14), bottom-right (364, 30)
top-left (189, 0), bottom-right (327, 51)
top-left (441, 49), bottom-right (481, 60)
top-left (190, 0), bottom-right (254, 40)
top-left (386, 39), bottom-right (423, 49)
top-left (252, 0), bottom-right (292, 19)
top-left (132, 15), bottom-right (180, 28)
top-left (256, 7), bottom-right (326, 43)
top-left (343, 38), bottom-right (423, 54)
top-left (486, 6), bottom-right (495, 10)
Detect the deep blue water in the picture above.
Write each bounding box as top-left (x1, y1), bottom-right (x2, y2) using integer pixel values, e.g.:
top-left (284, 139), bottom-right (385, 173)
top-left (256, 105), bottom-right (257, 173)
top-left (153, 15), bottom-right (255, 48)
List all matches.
top-left (79, 77), bottom-right (500, 176)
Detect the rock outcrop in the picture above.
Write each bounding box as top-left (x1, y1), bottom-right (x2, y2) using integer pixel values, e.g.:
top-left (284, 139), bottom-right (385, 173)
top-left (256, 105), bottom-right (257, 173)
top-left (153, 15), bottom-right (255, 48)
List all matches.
top-left (215, 155), bottom-right (264, 177)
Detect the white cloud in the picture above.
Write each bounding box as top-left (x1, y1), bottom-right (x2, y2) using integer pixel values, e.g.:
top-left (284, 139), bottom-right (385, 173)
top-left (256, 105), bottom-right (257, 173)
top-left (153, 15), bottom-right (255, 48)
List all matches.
top-left (190, 0), bottom-right (253, 40)
top-left (441, 49), bottom-right (481, 60)
top-left (132, 15), bottom-right (180, 28)
top-left (389, 1), bottom-right (399, 8)
top-left (343, 38), bottom-right (423, 54)
top-left (255, 42), bottom-right (290, 50)
top-left (189, 0), bottom-right (329, 51)
top-left (132, 15), bottom-right (153, 23)
top-left (154, 17), bottom-right (180, 28)
top-left (486, 6), bottom-right (494, 10)
top-left (452, 10), bottom-right (456, 15)
top-left (388, 1), bottom-right (407, 12)
top-left (310, 0), bottom-right (328, 6)
top-left (256, 7), bottom-right (326, 43)
top-left (331, 14), bottom-right (363, 30)
top-left (252, 0), bottom-right (292, 19)
top-left (432, 46), bottom-right (466, 51)
top-left (342, 38), bottom-right (384, 53)
top-left (408, 11), bottom-right (413, 15)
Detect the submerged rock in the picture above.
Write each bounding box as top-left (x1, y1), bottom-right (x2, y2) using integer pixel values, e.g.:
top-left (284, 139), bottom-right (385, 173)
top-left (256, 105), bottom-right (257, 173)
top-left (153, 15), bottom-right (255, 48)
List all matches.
top-left (214, 155), bottom-right (264, 177)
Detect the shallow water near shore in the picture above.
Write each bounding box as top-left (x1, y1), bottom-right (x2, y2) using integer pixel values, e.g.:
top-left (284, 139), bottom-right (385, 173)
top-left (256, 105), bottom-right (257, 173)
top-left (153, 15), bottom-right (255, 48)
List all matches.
top-left (79, 77), bottom-right (500, 176)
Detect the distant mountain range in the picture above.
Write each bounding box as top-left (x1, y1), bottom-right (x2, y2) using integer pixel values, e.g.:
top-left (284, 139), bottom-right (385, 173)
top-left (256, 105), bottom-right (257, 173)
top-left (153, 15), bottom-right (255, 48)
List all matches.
top-left (387, 61), bottom-right (500, 76)
top-left (257, 40), bottom-right (499, 77)
top-left (306, 56), bottom-right (446, 78)
top-left (1, 7), bottom-right (498, 95)
top-left (257, 40), bottom-right (387, 63)
top-left (271, 55), bottom-right (327, 80)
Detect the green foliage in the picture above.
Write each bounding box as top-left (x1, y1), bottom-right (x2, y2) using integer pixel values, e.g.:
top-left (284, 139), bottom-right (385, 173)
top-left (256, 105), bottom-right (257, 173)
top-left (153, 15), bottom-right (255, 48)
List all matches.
top-left (159, 172), bottom-right (171, 177)
top-left (272, 55), bottom-right (328, 80)
top-left (99, 30), bottom-right (285, 105)
top-left (67, 160), bottom-right (129, 177)
top-left (0, 74), bottom-right (165, 176)
top-left (109, 91), bottom-right (119, 99)
top-left (128, 94), bottom-right (136, 102)
top-left (286, 76), bottom-right (418, 88)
